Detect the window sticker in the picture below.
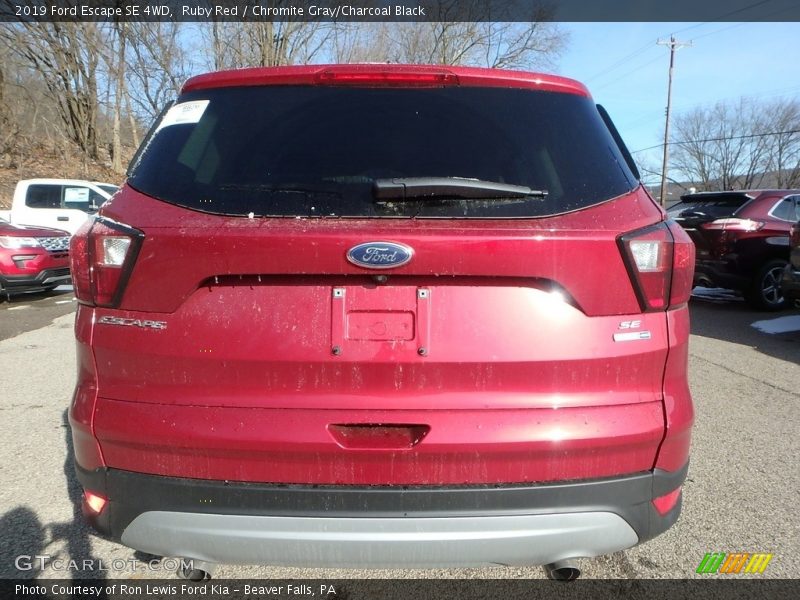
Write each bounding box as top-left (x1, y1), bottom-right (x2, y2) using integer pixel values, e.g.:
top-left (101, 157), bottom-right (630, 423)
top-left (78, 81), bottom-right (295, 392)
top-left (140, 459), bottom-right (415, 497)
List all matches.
top-left (156, 100), bottom-right (210, 132)
top-left (64, 187), bottom-right (90, 203)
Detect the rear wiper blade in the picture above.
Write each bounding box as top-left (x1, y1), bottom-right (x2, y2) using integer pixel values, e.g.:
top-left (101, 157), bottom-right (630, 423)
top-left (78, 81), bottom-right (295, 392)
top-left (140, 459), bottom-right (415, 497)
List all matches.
top-left (373, 177), bottom-right (547, 201)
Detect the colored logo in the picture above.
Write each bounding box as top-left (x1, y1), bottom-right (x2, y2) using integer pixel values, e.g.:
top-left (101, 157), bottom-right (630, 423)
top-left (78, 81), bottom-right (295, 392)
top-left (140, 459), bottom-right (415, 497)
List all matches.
top-left (346, 242), bottom-right (413, 269)
top-left (696, 552), bottom-right (773, 574)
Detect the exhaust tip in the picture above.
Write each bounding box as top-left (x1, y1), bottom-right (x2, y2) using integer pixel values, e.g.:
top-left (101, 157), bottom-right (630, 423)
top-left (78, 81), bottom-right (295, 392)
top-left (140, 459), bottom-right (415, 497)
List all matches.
top-left (544, 559), bottom-right (582, 581)
top-left (176, 559), bottom-right (216, 582)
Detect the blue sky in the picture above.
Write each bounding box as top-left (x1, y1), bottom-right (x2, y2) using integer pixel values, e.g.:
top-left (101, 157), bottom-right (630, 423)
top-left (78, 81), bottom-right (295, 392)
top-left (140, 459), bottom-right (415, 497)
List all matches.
top-left (557, 22), bottom-right (800, 183)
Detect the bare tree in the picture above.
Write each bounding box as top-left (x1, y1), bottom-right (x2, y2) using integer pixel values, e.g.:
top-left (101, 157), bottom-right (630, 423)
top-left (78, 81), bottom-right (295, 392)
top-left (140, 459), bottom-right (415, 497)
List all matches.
top-left (125, 22), bottom-right (192, 122)
top-left (383, 1), bottom-right (566, 68)
top-left (0, 46), bottom-right (62, 157)
top-left (480, 21), bottom-right (567, 70)
top-left (387, 20), bottom-right (566, 68)
top-left (767, 98), bottom-right (800, 188)
top-left (0, 22), bottom-right (103, 158)
top-left (668, 107), bottom-right (716, 190)
top-left (110, 20), bottom-right (126, 173)
top-left (199, 18), bottom-right (333, 70)
top-left (669, 98), bottom-right (799, 190)
top-left (330, 23), bottom-right (393, 64)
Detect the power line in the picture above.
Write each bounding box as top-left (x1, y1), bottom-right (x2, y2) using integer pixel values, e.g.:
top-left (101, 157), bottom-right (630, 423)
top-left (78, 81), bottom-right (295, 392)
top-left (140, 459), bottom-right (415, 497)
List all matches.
top-left (585, 1), bottom-right (775, 86)
top-left (688, 21), bottom-right (750, 42)
top-left (585, 42), bottom-right (660, 83)
top-left (631, 128), bottom-right (800, 154)
top-left (590, 54), bottom-right (664, 92)
top-left (669, 0), bottom-right (773, 35)
top-left (586, 0), bottom-right (772, 83)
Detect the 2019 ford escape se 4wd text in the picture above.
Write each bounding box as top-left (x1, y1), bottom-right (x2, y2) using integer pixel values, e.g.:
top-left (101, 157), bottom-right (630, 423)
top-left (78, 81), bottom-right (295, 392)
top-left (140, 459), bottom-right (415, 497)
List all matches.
top-left (69, 64), bottom-right (695, 580)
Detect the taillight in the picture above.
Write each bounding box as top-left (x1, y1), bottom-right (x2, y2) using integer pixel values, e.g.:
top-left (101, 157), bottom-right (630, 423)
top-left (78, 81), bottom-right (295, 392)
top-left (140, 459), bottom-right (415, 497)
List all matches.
top-left (70, 217), bottom-right (143, 308)
top-left (700, 218), bottom-right (765, 232)
top-left (618, 220), bottom-right (695, 312)
top-left (667, 220), bottom-right (695, 307)
top-left (316, 69), bottom-right (459, 86)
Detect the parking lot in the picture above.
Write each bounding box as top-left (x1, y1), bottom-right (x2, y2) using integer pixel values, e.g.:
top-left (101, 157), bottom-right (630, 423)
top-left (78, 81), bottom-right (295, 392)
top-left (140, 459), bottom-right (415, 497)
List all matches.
top-left (0, 288), bottom-right (798, 580)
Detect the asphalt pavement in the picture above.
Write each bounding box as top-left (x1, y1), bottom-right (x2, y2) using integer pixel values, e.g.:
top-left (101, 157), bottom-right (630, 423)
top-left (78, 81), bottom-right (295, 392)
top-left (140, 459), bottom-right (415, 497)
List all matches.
top-left (0, 286), bottom-right (76, 342)
top-left (0, 289), bottom-right (797, 581)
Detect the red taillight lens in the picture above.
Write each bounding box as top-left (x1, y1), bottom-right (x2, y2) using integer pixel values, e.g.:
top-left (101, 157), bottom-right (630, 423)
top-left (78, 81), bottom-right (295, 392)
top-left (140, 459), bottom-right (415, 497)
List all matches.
top-left (72, 217), bottom-right (143, 308)
top-left (619, 220), bottom-right (695, 311)
top-left (700, 217), bottom-right (764, 232)
top-left (667, 220), bottom-right (696, 307)
top-left (316, 69), bottom-right (459, 87)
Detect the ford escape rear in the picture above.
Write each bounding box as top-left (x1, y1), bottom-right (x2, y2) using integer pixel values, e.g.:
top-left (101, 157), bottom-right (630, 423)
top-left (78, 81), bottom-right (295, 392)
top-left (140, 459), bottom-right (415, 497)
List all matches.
top-left (69, 65), bottom-right (694, 577)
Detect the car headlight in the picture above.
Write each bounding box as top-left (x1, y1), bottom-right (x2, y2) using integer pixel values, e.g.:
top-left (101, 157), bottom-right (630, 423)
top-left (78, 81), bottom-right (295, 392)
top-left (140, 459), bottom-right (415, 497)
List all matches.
top-left (0, 236), bottom-right (42, 249)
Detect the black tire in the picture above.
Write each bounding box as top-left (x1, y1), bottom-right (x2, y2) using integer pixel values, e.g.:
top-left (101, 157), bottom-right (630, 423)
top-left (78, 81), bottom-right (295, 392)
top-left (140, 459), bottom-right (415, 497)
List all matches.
top-left (746, 259), bottom-right (789, 311)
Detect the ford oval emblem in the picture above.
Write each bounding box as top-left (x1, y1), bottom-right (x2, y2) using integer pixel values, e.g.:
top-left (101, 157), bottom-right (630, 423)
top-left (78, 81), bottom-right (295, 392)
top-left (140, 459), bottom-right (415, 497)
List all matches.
top-left (347, 242), bottom-right (414, 269)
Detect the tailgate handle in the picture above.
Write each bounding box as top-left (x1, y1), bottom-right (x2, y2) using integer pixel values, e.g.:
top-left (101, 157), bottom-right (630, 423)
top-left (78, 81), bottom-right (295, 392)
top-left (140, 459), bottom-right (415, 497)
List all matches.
top-left (57, 216), bottom-right (70, 221)
top-left (328, 424), bottom-right (430, 450)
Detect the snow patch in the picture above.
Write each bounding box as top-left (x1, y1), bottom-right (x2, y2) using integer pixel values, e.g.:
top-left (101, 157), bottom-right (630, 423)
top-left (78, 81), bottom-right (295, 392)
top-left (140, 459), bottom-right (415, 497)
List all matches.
top-left (691, 286), bottom-right (742, 302)
top-left (751, 315), bottom-right (800, 335)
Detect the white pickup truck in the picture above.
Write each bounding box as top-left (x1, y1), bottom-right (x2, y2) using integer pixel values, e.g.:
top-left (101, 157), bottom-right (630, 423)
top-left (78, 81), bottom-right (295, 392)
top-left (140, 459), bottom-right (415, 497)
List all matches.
top-left (0, 179), bottom-right (120, 235)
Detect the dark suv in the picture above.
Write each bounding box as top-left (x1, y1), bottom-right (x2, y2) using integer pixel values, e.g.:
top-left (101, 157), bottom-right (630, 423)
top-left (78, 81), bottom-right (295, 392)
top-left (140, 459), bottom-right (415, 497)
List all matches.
top-left (668, 190), bottom-right (800, 310)
top-left (68, 65), bottom-right (694, 580)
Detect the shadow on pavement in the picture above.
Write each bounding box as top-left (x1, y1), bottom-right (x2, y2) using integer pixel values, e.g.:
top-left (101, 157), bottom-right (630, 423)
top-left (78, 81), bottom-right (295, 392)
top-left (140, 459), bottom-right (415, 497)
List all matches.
top-left (689, 297), bottom-right (800, 365)
top-left (0, 507), bottom-right (45, 578)
top-left (49, 410), bottom-right (109, 584)
top-left (0, 413), bottom-right (107, 587)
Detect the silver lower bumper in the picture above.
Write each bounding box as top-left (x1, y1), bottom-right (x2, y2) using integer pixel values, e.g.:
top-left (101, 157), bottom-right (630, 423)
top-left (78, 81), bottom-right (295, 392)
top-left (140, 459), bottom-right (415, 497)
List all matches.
top-left (120, 511), bottom-right (639, 568)
top-left (41, 274), bottom-right (71, 285)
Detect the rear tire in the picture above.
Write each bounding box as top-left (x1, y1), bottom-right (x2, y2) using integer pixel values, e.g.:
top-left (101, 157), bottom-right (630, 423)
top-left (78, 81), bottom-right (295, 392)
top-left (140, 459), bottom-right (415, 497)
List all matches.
top-left (746, 259), bottom-right (789, 311)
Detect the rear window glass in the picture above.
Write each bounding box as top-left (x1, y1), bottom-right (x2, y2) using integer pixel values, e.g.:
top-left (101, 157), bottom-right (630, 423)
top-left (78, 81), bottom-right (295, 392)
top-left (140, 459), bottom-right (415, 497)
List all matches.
top-left (770, 195), bottom-right (800, 222)
top-left (128, 86), bottom-right (636, 219)
top-left (97, 185), bottom-right (120, 196)
top-left (666, 193), bottom-right (752, 220)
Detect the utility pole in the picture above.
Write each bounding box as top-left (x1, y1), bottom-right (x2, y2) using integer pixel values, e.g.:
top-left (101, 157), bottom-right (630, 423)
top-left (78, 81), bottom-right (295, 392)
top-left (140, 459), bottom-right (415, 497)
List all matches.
top-left (657, 35), bottom-right (691, 208)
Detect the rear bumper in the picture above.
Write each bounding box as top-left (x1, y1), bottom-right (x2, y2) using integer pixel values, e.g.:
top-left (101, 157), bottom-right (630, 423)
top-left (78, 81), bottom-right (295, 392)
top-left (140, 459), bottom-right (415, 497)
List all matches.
top-left (76, 464), bottom-right (686, 568)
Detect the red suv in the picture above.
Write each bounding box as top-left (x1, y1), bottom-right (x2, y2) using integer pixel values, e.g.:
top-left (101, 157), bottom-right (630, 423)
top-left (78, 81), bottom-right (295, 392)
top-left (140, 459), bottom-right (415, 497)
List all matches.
top-left (668, 190), bottom-right (800, 310)
top-left (69, 65), bottom-right (694, 580)
top-left (0, 217), bottom-right (71, 298)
